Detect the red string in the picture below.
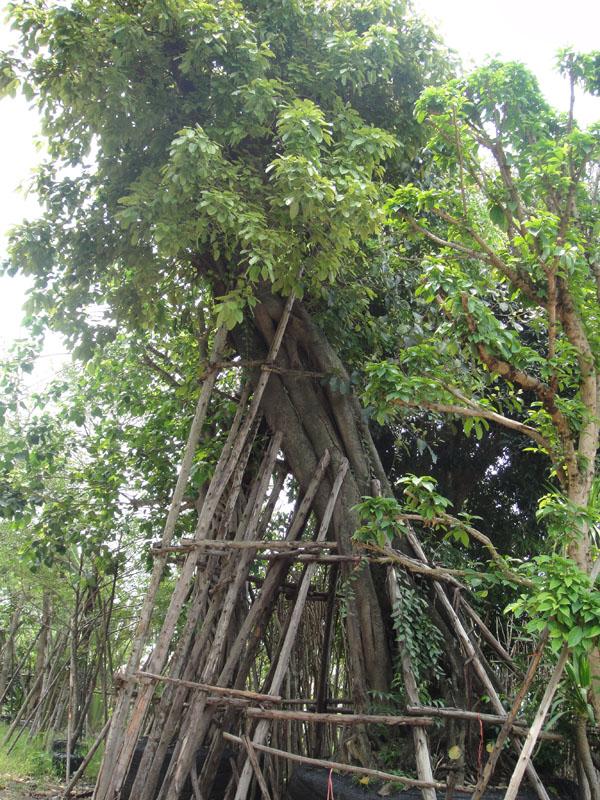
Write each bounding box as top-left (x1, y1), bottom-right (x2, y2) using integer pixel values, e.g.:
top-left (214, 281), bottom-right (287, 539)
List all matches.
top-left (477, 714), bottom-right (484, 774)
top-left (326, 768), bottom-right (335, 800)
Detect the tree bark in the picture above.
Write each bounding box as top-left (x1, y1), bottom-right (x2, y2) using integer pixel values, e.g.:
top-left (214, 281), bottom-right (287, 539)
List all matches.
top-left (235, 296), bottom-right (395, 704)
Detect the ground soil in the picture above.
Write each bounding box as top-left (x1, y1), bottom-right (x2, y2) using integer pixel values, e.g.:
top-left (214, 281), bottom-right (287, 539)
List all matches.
top-left (0, 775), bottom-right (92, 800)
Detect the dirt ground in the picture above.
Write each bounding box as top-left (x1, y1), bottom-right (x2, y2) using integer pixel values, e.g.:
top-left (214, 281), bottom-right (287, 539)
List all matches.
top-left (0, 775), bottom-right (93, 800)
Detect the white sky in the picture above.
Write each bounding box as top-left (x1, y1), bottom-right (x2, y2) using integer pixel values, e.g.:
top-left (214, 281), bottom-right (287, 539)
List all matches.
top-left (0, 1), bottom-right (599, 378)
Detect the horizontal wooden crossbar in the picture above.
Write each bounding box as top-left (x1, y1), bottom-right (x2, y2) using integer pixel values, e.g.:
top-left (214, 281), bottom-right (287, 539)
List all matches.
top-left (134, 671), bottom-right (281, 704)
top-left (405, 705), bottom-right (563, 742)
top-left (245, 708), bottom-right (433, 727)
top-left (222, 732), bottom-right (471, 792)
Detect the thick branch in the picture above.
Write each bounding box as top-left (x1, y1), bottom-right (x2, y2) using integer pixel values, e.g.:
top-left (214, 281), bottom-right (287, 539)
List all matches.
top-left (390, 396), bottom-right (554, 456)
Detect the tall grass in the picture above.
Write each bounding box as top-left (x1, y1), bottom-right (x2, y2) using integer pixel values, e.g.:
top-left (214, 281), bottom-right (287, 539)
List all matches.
top-left (0, 723), bottom-right (53, 779)
top-left (0, 722), bottom-right (103, 782)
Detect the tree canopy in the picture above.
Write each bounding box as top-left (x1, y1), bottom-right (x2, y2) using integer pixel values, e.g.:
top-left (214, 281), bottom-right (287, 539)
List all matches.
top-left (1, 0), bottom-right (599, 795)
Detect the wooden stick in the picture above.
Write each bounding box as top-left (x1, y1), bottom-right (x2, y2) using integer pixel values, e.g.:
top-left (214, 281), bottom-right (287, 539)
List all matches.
top-left (163, 434), bottom-right (284, 800)
top-left (0, 628), bottom-right (42, 707)
top-left (388, 568), bottom-right (436, 800)
top-left (135, 671), bottom-right (281, 704)
top-left (151, 540), bottom-right (339, 554)
top-left (405, 704), bottom-right (562, 742)
top-left (94, 327), bottom-right (227, 800)
top-left (245, 708), bottom-right (433, 726)
top-left (233, 460), bottom-right (349, 800)
top-left (242, 735), bottom-right (272, 800)
top-left (223, 732), bottom-right (464, 792)
top-left (459, 598), bottom-right (517, 668)
top-left (193, 450), bottom-right (332, 799)
top-left (63, 718), bottom-right (111, 798)
top-left (504, 645), bottom-right (570, 800)
top-left (404, 529), bottom-right (551, 800)
top-left (472, 630), bottom-right (549, 800)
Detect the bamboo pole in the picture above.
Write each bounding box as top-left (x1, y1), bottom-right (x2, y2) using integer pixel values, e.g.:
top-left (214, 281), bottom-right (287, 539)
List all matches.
top-left (233, 460), bottom-right (349, 800)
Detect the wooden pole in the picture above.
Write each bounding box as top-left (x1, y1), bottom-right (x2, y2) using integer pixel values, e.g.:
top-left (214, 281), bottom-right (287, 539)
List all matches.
top-left (503, 645), bottom-right (570, 800)
top-left (245, 708), bottom-right (433, 726)
top-left (136, 671), bottom-right (281, 704)
top-left (223, 731), bottom-right (461, 792)
top-left (242, 735), bottom-right (273, 800)
top-left (472, 630), bottom-right (549, 800)
top-left (405, 528), bottom-right (551, 800)
top-left (161, 435), bottom-right (285, 800)
top-left (388, 568), bottom-right (437, 800)
top-left (405, 703), bottom-right (561, 742)
top-left (94, 327), bottom-right (227, 800)
top-left (233, 460), bottom-right (349, 800)
top-left (195, 452), bottom-right (332, 799)
top-left (62, 718), bottom-right (111, 799)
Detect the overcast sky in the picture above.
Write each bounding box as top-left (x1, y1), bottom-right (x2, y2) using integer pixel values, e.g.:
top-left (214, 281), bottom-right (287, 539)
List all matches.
top-left (1, 1), bottom-right (599, 374)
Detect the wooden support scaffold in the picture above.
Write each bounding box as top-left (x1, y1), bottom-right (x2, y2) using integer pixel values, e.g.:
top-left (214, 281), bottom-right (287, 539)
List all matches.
top-left (82, 302), bottom-right (559, 800)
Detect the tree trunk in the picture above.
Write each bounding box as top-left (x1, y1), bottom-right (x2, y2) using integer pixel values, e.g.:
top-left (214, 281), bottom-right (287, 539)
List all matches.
top-left (234, 296), bottom-right (395, 704)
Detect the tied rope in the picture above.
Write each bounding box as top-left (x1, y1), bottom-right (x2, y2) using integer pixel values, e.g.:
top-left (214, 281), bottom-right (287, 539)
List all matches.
top-left (326, 768), bottom-right (335, 800)
top-left (477, 714), bottom-right (484, 774)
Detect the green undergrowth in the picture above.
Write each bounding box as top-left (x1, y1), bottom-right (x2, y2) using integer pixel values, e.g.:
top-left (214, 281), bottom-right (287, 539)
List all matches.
top-left (0, 722), bottom-right (54, 779)
top-left (0, 722), bottom-right (103, 783)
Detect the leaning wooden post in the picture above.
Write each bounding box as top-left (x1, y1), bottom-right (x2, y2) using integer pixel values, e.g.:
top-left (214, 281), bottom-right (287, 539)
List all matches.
top-left (99, 295), bottom-right (296, 800)
top-left (471, 630), bottom-right (549, 800)
top-left (62, 718), bottom-right (111, 799)
top-left (503, 645), bottom-right (570, 800)
top-left (232, 459), bottom-right (349, 800)
top-left (94, 326), bottom-right (227, 800)
top-left (404, 528), bottom-right (551, 800)
top-left (503, 556), bottom-right (600, 800)
top-left (388, 568), bottom-right (437, 800)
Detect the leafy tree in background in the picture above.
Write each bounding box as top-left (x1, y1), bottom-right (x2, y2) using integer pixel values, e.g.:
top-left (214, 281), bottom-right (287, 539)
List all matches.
top-left (367, 56), bottom-right (600, 716)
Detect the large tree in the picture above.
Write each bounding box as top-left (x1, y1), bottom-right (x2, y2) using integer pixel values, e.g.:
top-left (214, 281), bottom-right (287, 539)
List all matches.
top-left (1, 0), bottom-right (448, 704)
